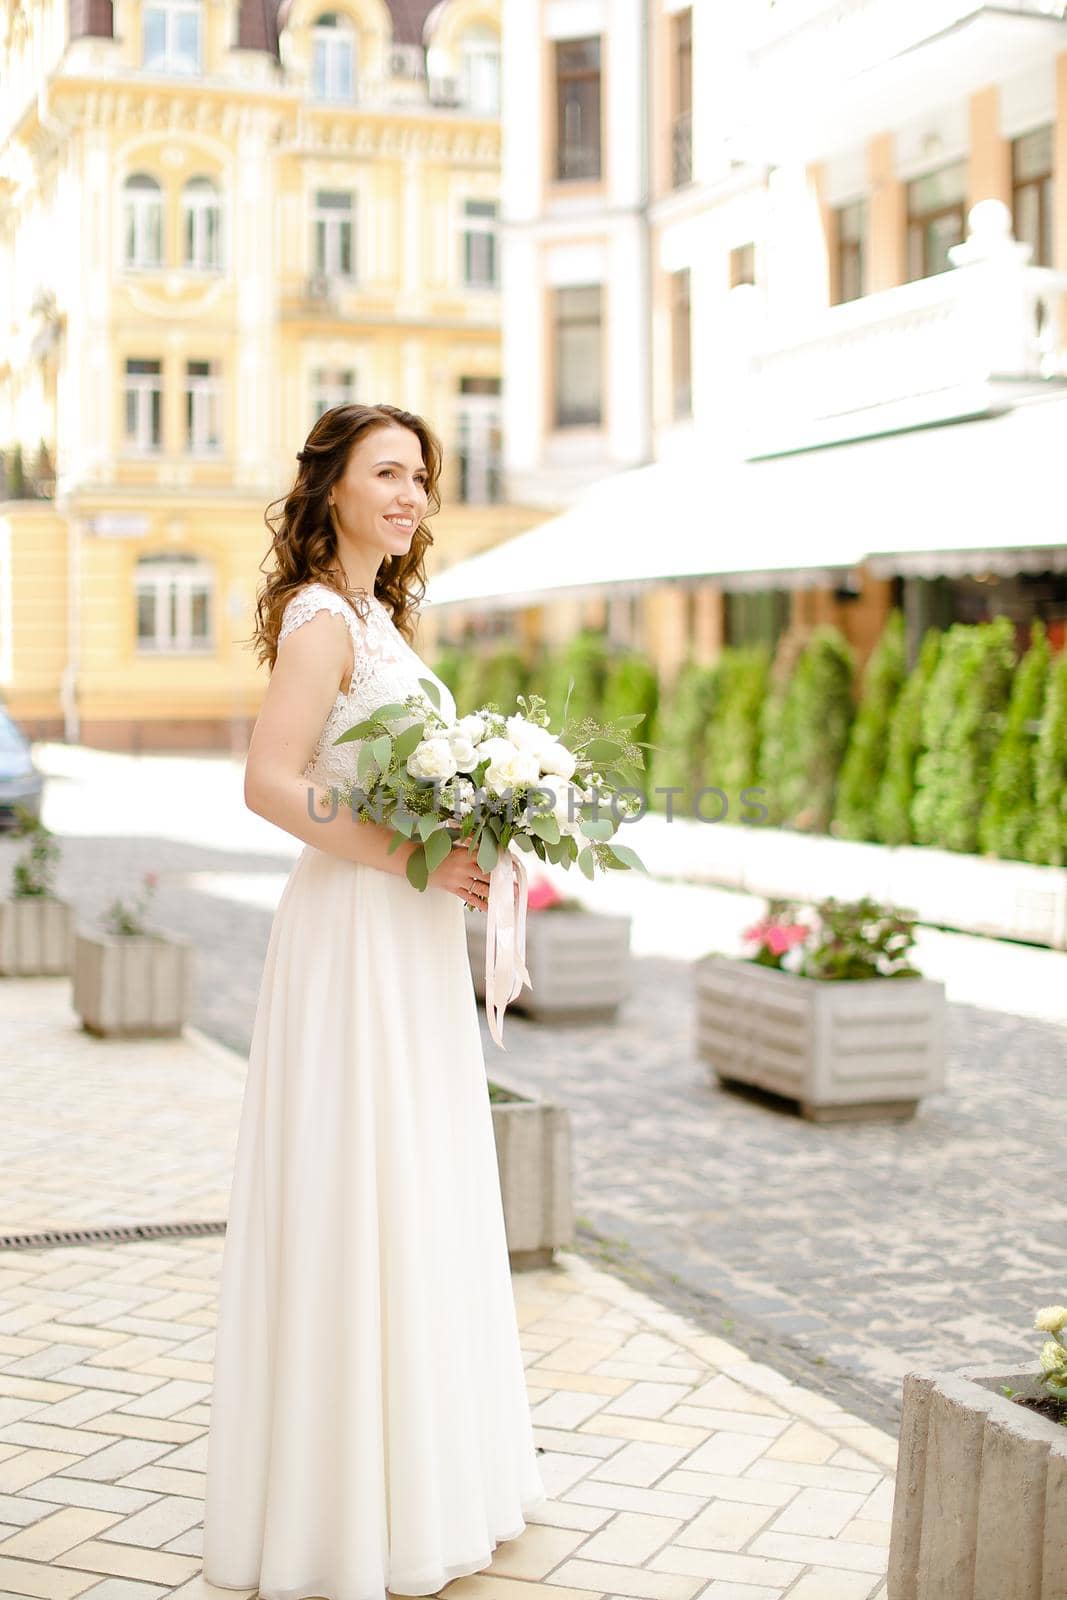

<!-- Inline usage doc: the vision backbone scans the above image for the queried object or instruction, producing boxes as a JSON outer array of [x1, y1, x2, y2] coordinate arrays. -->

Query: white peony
[[472, 736, 518, 768], [538, 739, 577, 780], [454, 714, 487, 745], [447, 734, 479, 773], [546, 783, 586, 837], [485, 749, 541, 795], [1035, 1306, 1067, 1335], [406, 737, 458, 782], [506, 714, 552, 756]]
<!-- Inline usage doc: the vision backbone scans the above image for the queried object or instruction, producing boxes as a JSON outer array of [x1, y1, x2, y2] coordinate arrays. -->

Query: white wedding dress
[[202, 582, 547, 1600]]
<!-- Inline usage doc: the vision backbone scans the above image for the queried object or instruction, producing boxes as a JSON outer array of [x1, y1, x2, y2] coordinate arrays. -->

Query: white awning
[[425, 394, 1067, 611]]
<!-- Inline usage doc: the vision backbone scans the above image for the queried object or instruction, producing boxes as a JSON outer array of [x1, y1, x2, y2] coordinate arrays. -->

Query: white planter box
[[489, 1067, 574, 1270], [889, 1365, 1067, 1599], [0, 896, 75, 975], [73, 930, 195, 1038], [467, 907, 632, 1022], [694, 952, 946, 1121]]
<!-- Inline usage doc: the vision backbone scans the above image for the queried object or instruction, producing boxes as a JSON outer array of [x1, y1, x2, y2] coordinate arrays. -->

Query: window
[[143, 0, 201, 73], [460, 199, 498, 288], [725, 589, 790, 650], [185, 361, 221, 452], [312, 190, 355, 279], [553, 284, 602, 428], [123, 174, 163, 269], [135, 553, 213, 653], [311, 12, 356, 102], [671, 8, 692, 188], [730, 243, 756, 287], [907, 161, 967, 281], [311, 367, 356, 425], [834, 199, 867, 304], [1013, 126, 1054, 267], [555, 37, 601, 182], [460, 26, 500, 114], [182, 177, 221, 271], [456, 376, 502, 503], [124, 359, 162, 452], [671, 267, 692, 421]]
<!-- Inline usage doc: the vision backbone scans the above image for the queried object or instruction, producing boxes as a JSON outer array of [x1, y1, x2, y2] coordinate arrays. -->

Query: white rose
[[406, 737, 458, 782], [448, 734, 479, 772], [506, 715, 552, 756], [473, 736, 518, 768], [485, 750, 541, 795], [455, 714, 486, 745], [538, 739, 577, 780]]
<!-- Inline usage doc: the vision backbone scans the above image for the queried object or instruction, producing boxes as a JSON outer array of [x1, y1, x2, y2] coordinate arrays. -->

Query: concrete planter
[[73, 929, 195, 1037], [488, 1067, 574, 1270], [0, 896, 75, 975], [466, 907, 632, 1022], [889, 1366, 1067, 1599], [695, 953, 946, 1121]]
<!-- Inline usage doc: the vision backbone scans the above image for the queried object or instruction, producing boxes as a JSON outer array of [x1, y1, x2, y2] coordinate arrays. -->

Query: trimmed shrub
[[646, 660, 722, 815], [978, 619, 1051, 861], [429, 645, 463, 697], [1028, 647, 1067, 867], [769, 626, 855, 833], [704, 646, 770, 817], [601, 651, 659, 737], [911, 617, 1015, 853], [873, 628, 942, 846], [832, 610, 906, 841], [535, 630, 610, 727]]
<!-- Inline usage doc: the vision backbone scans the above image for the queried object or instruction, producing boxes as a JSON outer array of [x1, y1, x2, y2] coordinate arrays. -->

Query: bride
[[201, 402, 548, 1600]]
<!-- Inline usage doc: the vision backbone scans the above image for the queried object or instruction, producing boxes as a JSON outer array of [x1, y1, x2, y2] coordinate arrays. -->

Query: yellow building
[[0, 0, 533, 748]]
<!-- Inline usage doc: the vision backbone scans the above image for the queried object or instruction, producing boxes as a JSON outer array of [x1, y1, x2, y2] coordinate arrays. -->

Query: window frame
[[310, 366, 357, 426], [312, 189, 356, 280], [181, 177, 222, 272], [460, 198, 499, 289], [906, 161, 968, 281], [134, 556, 214, 655], [184, 360, 222, 454], [670, 7, 693, 190], [670, 266, 692, 422], [311, 11, 357, 103], [1012, 125, 1054, 268], [123, 174, 164, 270], [123, 359, 163, 454], [460, 27, 500, 114], [455, 376, 503, 504], [554, 36, 602, 184], [142, 0, 202, 75], [833, 199, 868, 305], [552, 283, 603, 430]]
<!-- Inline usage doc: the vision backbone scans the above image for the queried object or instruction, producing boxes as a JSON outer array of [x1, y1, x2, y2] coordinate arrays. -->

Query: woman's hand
[[427, 834, 491, 910]]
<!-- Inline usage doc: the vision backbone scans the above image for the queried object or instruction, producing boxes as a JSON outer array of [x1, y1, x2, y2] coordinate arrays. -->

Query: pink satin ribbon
[[484, 845, 531, 1049]]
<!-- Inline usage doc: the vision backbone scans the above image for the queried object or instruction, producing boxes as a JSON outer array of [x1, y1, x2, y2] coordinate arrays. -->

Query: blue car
[[0, 709, 44, 828]]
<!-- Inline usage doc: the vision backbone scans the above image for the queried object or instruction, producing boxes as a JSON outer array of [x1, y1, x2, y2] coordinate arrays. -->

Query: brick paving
[[5, 825, 1064, 1440]]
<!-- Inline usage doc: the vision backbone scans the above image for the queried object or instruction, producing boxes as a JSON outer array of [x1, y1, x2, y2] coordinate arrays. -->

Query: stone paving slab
[[0, 1236, 894, 1600]]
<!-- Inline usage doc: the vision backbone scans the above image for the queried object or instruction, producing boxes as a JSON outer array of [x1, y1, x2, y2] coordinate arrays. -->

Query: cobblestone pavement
[[12, 825, 1066, 1440], [0, 984, 896, 1600]]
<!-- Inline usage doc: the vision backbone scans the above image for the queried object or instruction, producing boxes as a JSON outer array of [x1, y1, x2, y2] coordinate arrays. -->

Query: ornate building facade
[[0, 0, 530, 747]]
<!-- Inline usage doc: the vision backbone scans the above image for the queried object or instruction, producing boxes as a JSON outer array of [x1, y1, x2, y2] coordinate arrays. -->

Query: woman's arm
[[244, 609, 491, 906]]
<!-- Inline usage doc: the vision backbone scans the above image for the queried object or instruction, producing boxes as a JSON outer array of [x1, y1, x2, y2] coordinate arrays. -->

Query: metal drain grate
[[0, 1218, 227, 1253]]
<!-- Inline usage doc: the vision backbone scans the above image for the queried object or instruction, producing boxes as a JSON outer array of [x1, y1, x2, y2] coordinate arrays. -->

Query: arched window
[[311, 12, 356, 102], [143, 0, 201, 73], [123, 174, 163, 269], [134, 552, 214, 653], [460, 25, 499, 114], [182, 176, 221, 270]]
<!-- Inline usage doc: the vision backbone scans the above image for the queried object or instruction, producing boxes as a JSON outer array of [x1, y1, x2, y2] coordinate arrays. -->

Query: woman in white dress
[[202, 403, 547, 1600]]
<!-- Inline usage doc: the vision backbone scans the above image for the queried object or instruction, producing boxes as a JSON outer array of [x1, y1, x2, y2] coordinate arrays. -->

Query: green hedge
[[1029, 646, 1067, 866], [832, 610, 906, 841], [978, 620, 1050, 861], [704, 646, 770, 814], [763, 626, 855, 832], [646, 660, 722, 813], [873, 628, 942, 847]]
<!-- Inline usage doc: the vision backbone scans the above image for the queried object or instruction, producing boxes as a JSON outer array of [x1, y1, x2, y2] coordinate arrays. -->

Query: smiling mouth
[[383, 515, 414, 530]]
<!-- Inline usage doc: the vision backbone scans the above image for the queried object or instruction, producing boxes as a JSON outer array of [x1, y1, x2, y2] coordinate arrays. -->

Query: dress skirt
[[202, 843, 548, 1600]]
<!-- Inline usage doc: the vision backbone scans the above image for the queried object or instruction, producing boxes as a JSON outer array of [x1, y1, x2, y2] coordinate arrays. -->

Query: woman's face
[[329, 423, 430, 561]]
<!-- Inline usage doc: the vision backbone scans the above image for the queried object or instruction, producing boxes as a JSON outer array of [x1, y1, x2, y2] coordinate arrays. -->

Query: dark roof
[[385, 0, 439, 45]]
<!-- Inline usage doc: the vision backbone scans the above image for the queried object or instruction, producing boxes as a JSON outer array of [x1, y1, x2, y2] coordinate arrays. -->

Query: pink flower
[[765, 923, 809, 956], [144, 871, 159, 889], [527, 876, 564, 911]]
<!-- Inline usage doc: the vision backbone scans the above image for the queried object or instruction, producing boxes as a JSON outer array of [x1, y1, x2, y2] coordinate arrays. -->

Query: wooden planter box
[[0, 896, 75, 975], [467, 907, 632, 1023], [694, 953, 946, 1121], [889, 1366, 1067, 1598], [489, 1067, 574, 1270], [73, 929, 195, 1038]]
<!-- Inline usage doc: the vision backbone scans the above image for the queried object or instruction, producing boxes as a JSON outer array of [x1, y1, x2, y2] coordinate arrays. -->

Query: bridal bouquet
[[332, 680, 648, 1045]]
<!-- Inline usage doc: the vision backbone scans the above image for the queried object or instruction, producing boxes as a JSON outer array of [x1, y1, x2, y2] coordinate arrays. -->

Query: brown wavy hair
[[252, 402, 442, 669]]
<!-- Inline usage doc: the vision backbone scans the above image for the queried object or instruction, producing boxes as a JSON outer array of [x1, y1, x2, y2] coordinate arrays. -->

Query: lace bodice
[[278, 582, 457, 790]]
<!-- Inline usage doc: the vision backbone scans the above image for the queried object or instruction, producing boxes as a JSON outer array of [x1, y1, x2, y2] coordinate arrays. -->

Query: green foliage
[[10, 806, 59, 898], [703, 646, 770, 806], [832, 610, 906, 841], [601, 651, 659, 744], [535, 630, 610, 726], [911, 618, 1016, 853], [7, 444, 25, 500], [873, 628, 942, 846], [768, 626, 855, 833], [645, 660, 722, 814], [453, 644, 527, 719], [1028, 647, 1067, 866], [798, 895, 921, 981], [429, 645, 463, 696], [978, 620, 1051, 861], [101, 872, 158, 937]]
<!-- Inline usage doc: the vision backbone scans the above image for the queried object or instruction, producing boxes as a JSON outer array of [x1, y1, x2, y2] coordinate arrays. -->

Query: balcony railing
[[741, 202, 1067, 458]]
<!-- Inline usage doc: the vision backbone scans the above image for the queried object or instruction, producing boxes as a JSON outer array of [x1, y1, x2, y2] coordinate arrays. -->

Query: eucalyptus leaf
[[417, 814, 440, 841], [529, 815, 561, 844], [334, 718, 379, 744], [394, 723, 425, 761], [371, 735, 393, 772], [357, 743, 378, 787], [372, 703, 409, 723], [391, 809, 416, 838], [386, 829, 409, 856], [418, 676, 441, 710], [584, 738, 624, 760], [423, 827, 453, 874], [405, 845, 429, 891], [477, 830, 499, 873], [512, 832, 535, 851], [579, 817, 616, 841], [577, 846, 596, 881], [607, 843, 647, 872]]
